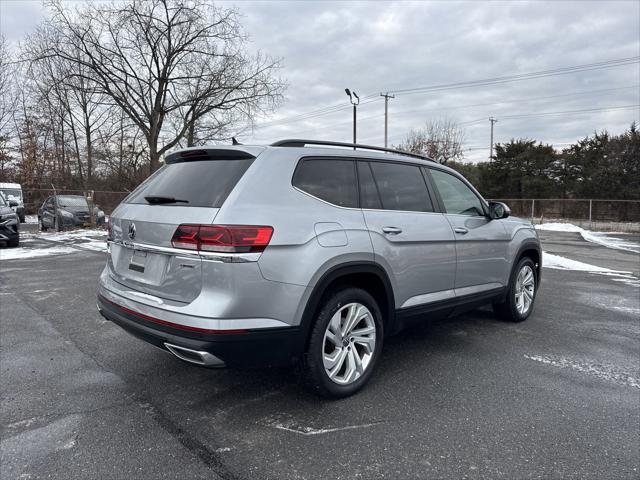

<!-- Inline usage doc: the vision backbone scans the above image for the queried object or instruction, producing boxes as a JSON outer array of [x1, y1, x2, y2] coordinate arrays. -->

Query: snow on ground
[[536, 222, 640, 254], [543, 251, 639, 287], [1, 228, 108, 260], [0, 244, 77, 260], [25, 215, 38, 224]]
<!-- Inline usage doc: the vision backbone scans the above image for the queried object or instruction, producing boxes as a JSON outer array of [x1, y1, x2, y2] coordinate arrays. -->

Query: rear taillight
[[171, 225, 273, 253]]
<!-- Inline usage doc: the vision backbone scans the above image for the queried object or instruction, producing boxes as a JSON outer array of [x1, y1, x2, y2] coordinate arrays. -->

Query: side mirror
[[489, 201, 510, 220], [9, 200, 18, 207]]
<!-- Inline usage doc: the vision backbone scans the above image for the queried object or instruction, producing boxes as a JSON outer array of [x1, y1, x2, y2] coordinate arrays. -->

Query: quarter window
[[430, 169, 485, 216], [357, 161, 382, 209], [369, 162, 433, 212], [293, 159, 358, 208]]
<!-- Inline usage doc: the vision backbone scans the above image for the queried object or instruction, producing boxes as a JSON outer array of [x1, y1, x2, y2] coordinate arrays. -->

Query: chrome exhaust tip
[[164, 342, 225, 367]]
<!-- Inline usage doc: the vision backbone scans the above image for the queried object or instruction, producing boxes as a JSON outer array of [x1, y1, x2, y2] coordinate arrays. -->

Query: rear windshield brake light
[[171, 225, 273, 253]]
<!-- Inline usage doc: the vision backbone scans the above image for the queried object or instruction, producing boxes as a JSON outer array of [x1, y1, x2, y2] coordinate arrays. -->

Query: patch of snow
[[581, 231, 640, 254], [542, 252, 630, 274], [543, 251, 639, 287], [38, 229, 107, 242], [524, 354, 640, 389], [536, 222, 640, 253], [0, 245, 77, 260], [24, 214, 38, 224], [535, 222, 584, 233], [611, 305, 640, 315]]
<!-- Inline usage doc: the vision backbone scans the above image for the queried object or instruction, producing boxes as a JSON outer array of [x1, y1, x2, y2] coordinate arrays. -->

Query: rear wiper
[[144, 196, 189, 205]]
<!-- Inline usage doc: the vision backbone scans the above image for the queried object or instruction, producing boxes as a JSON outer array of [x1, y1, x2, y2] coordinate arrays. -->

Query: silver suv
[[97, 140, 541, 398]]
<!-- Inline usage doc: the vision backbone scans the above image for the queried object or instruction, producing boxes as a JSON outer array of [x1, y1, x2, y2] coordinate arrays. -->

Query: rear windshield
[[127, 159, 253, 207], [1, 189, 22, 200], [57, 196, 89, 208]]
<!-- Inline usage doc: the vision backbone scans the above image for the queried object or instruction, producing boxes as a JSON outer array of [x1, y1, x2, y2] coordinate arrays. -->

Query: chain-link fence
[[493, 199, 640, 232], [20, 190, 640, 232]]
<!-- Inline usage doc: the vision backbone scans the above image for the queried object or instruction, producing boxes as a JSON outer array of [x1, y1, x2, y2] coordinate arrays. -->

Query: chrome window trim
[[292, 185, 445, 216]]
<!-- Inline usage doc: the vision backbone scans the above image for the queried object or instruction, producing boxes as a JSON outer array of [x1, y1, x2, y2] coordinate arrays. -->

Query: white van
[[0, 183, 25, 222]]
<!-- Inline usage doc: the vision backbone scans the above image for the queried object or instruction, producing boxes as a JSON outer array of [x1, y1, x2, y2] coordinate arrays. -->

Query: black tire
[[19, 214, 25, 223], [39, 217, 48, 232], [493, 257, 537, 322], [302, 287, 384, 398], [7, 237, 19, 248]]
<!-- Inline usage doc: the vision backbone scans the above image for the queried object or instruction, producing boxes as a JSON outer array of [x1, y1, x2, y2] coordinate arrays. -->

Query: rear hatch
[[108, 149, 256, 303]]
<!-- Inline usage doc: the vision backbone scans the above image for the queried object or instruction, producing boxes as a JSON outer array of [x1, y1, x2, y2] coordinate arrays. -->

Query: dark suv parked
[[0, 193, 20, 247], [38, 195, 106, 231]]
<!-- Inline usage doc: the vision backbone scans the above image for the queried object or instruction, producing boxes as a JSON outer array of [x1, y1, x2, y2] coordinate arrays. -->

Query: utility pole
[[345, 88, 360, 148], [489, 117, 498, 161], [380, 92, 395, 148]]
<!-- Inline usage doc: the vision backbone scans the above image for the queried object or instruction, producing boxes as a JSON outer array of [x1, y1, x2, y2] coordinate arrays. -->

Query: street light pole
[[345, 88, 360, 149]]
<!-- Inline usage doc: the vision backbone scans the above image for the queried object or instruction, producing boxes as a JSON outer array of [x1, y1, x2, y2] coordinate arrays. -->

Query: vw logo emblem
[[128, 223, 136, 240]]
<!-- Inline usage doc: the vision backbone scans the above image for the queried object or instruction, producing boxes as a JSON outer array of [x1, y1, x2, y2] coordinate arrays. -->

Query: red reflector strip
[[98, 295, 248, 335]]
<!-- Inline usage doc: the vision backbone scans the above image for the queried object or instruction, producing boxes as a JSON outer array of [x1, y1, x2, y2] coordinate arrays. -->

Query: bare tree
[[397, 118, 466, 164], [0, 35, 15, 177], [45, 0, 285, 172]]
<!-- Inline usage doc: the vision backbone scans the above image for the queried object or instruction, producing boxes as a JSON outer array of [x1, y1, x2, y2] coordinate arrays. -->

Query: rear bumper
[[97, 294, 303, 368]]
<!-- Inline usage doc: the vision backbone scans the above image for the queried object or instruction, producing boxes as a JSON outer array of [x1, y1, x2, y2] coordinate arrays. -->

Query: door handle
[[382, 226, 403, 235], [454, 227, 469, 234]]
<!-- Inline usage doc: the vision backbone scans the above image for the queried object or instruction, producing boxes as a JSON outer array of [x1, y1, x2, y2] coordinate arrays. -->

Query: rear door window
[[292, 158, 357, 208], [369, 162, 434, 212], [127, 159, 253, 207]]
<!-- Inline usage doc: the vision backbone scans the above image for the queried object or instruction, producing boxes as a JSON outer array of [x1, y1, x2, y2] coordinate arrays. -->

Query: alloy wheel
[[515, 265, 535, 315], [322, 302, 376, 385]]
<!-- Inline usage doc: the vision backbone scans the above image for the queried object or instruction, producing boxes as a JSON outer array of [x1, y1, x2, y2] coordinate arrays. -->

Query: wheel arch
[[515, 241, 542, 282], [298, 262, 396, 351]]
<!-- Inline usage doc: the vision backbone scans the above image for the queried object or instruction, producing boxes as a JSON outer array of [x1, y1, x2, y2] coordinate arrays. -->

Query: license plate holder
[[128, 249, 147, 273]]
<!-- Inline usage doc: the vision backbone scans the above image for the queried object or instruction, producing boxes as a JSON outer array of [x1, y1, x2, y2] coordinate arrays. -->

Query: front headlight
[[60, 209, 74, 218], [0, 214, 17, 225]]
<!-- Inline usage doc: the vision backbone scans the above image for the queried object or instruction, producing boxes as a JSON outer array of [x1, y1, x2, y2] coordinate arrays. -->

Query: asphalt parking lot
[[1, 230, 639, 479]]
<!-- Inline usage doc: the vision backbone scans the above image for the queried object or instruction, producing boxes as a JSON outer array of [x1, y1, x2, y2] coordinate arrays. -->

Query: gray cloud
[[2, 0, 638, 161], [231, 0, 639, 161]]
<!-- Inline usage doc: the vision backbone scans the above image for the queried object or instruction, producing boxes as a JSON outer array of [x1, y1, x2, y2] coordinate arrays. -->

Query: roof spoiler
[[164, 148, 256, 164]]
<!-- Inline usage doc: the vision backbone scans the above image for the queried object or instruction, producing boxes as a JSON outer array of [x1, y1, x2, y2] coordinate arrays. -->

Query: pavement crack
[[135, 400, 242, 480]]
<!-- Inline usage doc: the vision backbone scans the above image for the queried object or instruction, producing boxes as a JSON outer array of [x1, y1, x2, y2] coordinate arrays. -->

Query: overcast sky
[[1, 0, 638, 162]]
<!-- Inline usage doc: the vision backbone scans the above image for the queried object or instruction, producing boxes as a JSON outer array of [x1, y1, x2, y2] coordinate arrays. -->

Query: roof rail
[[270, 139, 435, 162]]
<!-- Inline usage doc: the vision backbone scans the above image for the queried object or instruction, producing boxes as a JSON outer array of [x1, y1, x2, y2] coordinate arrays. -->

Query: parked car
[[38, 195, 106, 231], [0, 192, 20, 247], [0, 182, 25, 223], [97, 140, 541, 398]]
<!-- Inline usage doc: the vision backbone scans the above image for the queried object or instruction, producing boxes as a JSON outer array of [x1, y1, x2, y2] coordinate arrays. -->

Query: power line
[[250, 56, 639, 130], [358, 104, 639, 145], [380, 85, 640, 120], [387, 56, 639, 96], [249, 85, 638, 142]]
